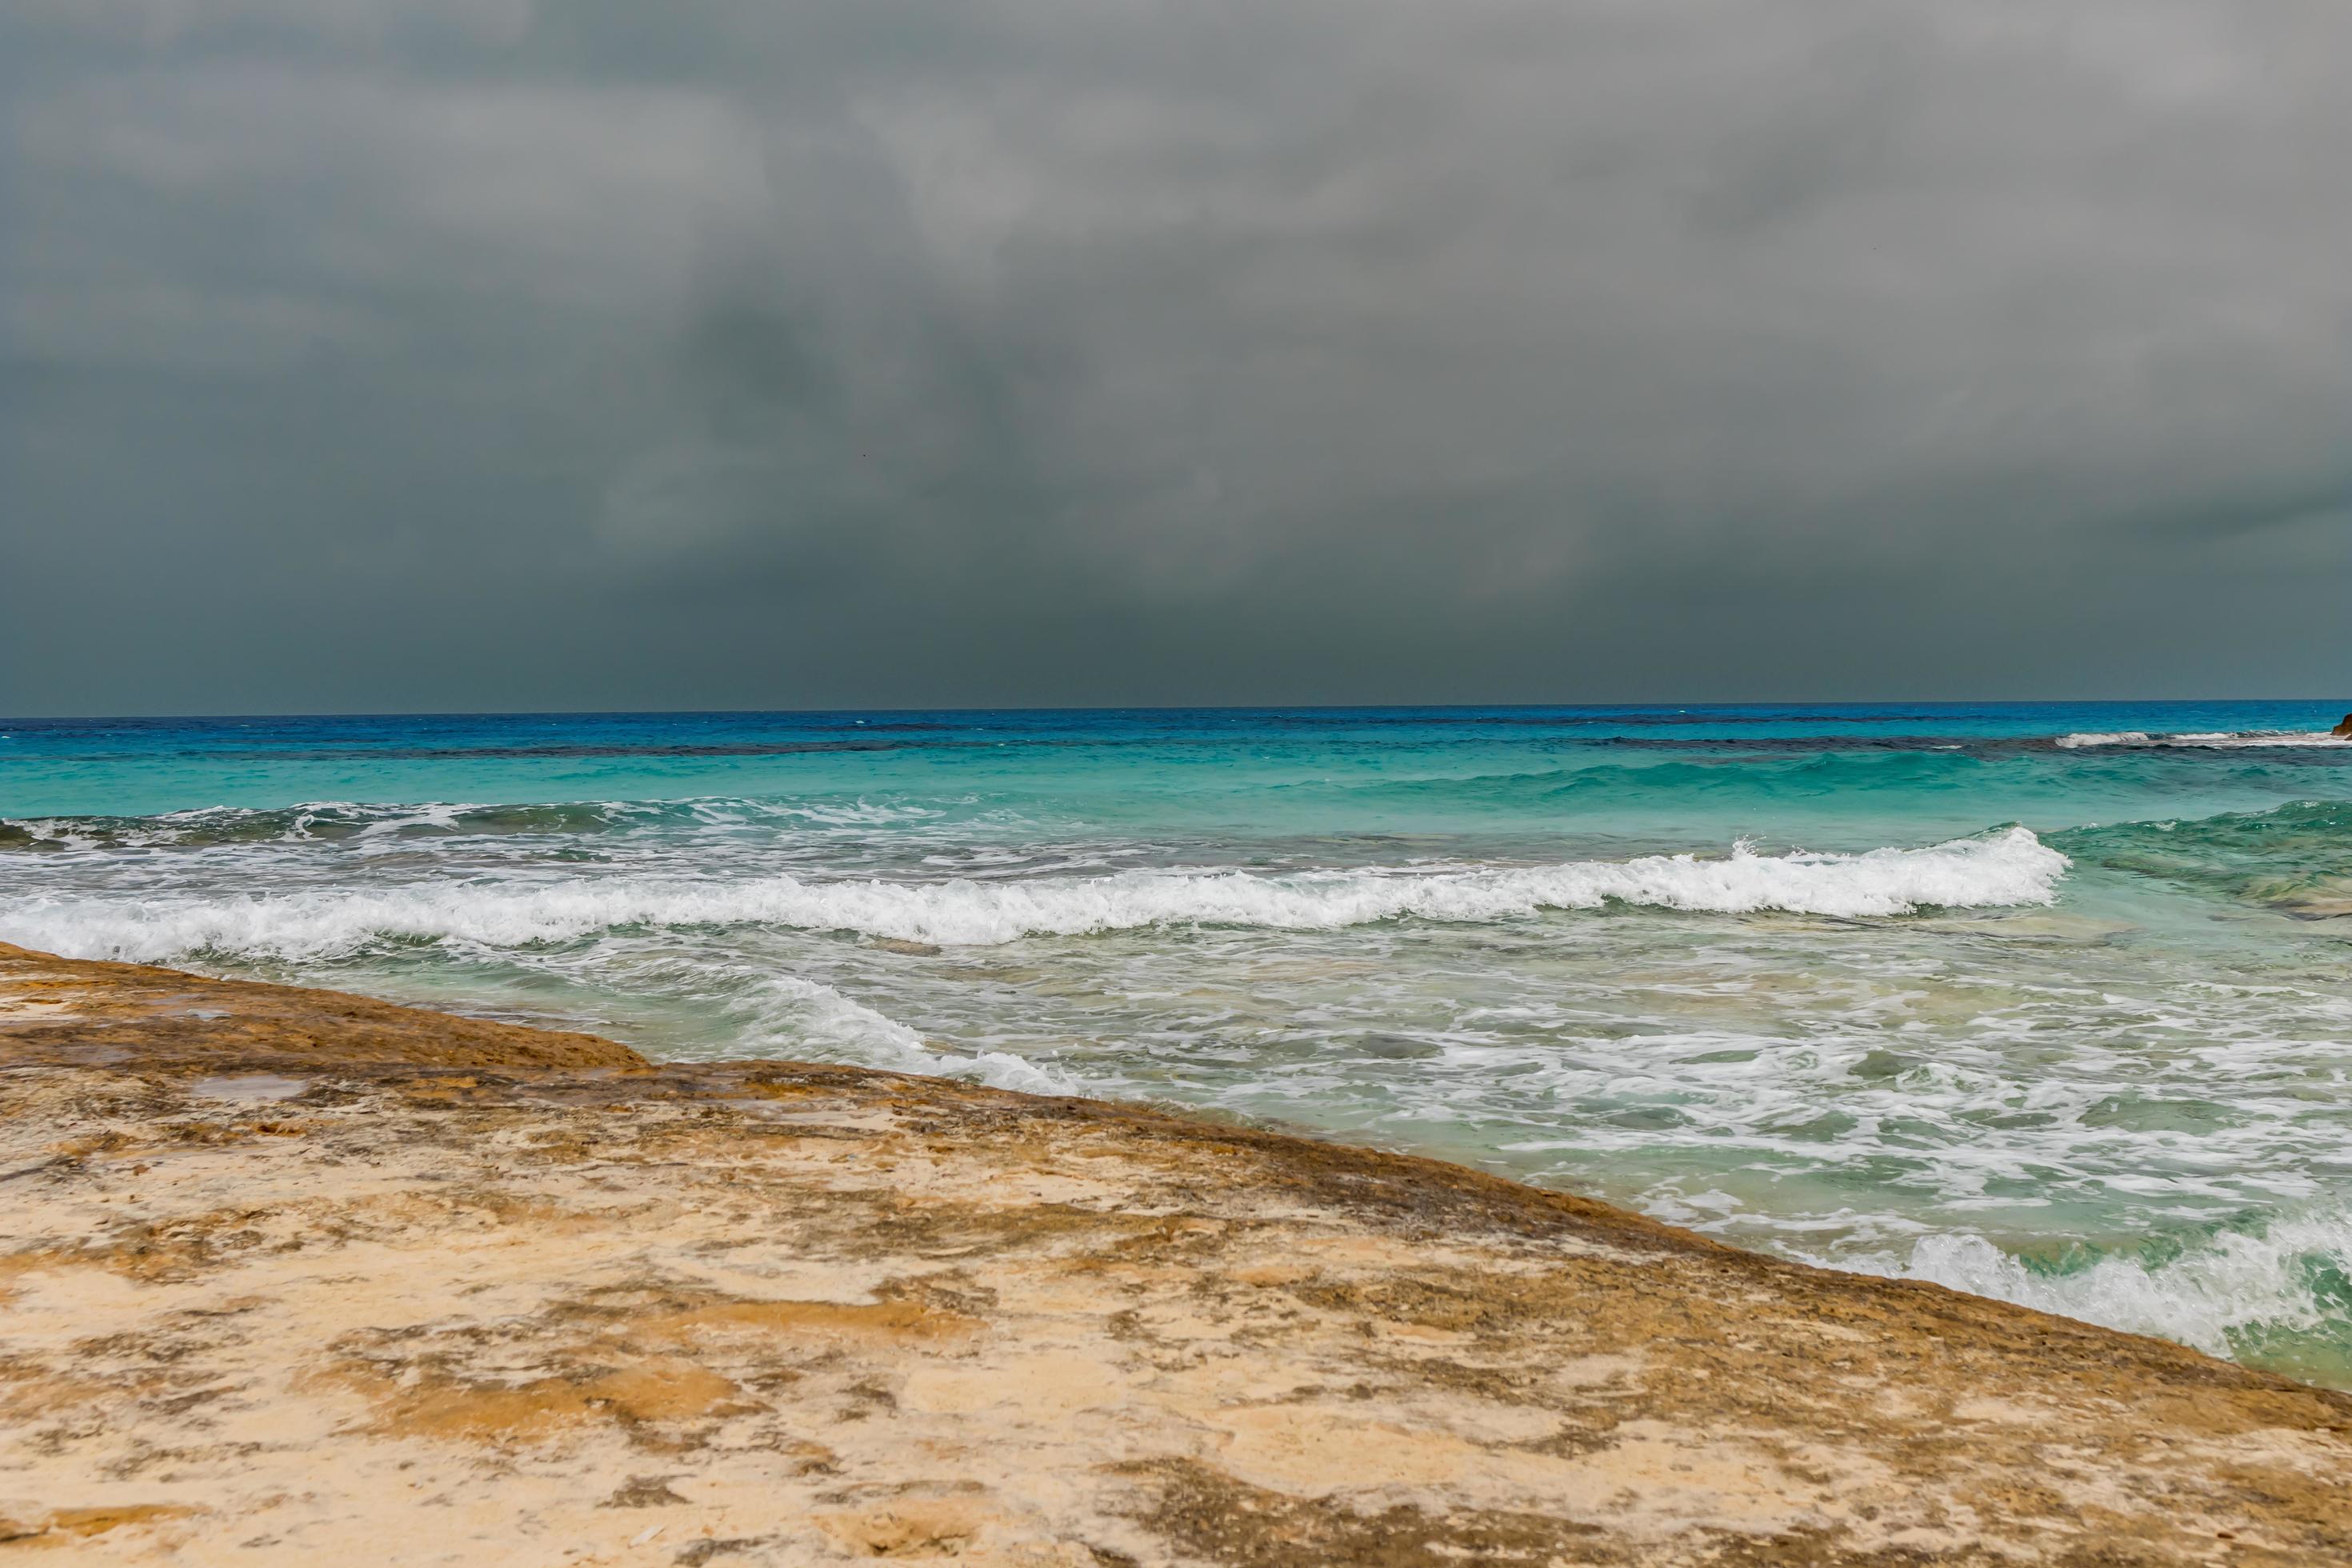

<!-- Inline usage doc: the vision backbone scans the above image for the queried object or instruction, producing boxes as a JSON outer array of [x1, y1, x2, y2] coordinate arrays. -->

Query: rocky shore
[[3, 941, 2349, 1564]]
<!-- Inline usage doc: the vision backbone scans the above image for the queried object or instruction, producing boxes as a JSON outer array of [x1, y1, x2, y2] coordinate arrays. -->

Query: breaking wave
[[1863, 1214, 2352, 1375], [742, 975, 1077, 1096], [1, 827, 2068, 961], [0, 795, 951, 852], [2057, 730, 2349, 750]]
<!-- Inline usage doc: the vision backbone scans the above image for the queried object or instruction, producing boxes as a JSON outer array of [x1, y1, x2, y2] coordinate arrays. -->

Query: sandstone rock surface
[[2, 941, 2349, 1564]]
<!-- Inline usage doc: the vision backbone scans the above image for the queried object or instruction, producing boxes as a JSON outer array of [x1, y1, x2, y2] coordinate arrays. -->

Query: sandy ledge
[[2, 941, 2348, 1566]]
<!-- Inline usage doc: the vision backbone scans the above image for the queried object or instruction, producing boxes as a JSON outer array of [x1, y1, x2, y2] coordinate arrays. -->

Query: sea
[[5, 702, 2350, 1385]]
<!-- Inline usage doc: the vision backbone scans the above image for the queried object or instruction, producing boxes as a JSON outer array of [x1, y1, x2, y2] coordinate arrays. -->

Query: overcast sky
[[2, 0, 2347, 714]]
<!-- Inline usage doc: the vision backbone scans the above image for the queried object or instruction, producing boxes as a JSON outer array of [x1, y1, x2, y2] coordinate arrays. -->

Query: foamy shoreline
[[3, 940, 2349, 1563]]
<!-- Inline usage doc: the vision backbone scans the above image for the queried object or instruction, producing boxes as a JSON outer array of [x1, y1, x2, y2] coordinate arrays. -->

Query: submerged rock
[[2, 941, 2349, 1563]]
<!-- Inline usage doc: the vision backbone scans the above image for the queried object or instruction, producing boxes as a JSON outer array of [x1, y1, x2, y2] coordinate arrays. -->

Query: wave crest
[[2058, 730, 2349, 750], [0, 795, 953, 852], [739, 976, 1076, 1096], [0, 828, 2068, 961]]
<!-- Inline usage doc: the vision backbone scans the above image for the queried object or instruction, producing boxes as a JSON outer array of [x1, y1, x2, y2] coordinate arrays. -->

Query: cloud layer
[[4, 0, 2348, 712]]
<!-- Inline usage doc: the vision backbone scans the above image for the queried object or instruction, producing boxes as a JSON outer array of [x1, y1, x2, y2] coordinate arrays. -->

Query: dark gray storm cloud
[[3, 0, 2348, 712]]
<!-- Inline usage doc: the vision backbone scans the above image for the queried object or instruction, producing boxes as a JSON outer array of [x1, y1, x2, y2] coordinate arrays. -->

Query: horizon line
[[6, 697, 2350, 727]]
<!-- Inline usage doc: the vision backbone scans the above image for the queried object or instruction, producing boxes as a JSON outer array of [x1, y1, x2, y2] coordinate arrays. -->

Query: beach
[[6, 705, 2352, 1384], [5, 939, 2351, 1562], [12, 0, 2350, 1553]]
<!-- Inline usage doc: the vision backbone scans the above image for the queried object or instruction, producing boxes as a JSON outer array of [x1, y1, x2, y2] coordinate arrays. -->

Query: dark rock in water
[[2332, 713, 2352, 738]]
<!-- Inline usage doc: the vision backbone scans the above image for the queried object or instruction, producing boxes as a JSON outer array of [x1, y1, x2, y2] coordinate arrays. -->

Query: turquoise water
[[6, 702, 2352, 1383]]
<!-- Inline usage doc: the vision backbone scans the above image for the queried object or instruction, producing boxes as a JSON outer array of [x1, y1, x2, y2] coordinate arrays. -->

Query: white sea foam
[[0, 828, 2069, 961], [2054, 731, 2155, 749], [1866, 1214, 2352, 1362], [747, 976, 1075, 1095], [2057, 730, 2348, 750]]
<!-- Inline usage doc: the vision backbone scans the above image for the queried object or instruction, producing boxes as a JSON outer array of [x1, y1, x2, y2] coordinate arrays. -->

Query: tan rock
[[2, 942, 2348, 1563]]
